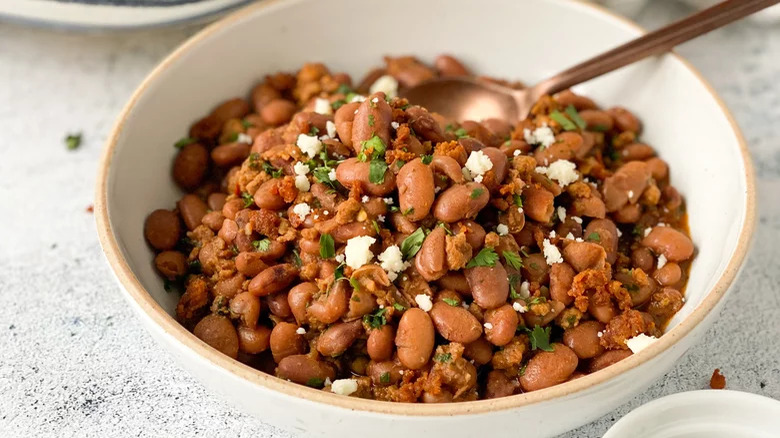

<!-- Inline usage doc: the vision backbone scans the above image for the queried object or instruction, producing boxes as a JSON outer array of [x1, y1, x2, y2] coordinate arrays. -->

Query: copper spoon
[[402, 0, 780, 122]]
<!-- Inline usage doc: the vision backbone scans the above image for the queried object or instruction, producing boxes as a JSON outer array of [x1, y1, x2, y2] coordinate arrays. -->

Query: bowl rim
[[94, 0, 756, 417]]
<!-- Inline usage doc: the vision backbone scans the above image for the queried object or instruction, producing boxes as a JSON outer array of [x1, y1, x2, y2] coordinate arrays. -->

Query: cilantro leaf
[[241, 192, 254, 208], [369, 159, 388, 184], [393, 303, 406, 312], [502, 251, 523, 270], [65, 133, 83, 150], [421, 154, 433, 165], [454, 128, 469, 138], [513, 194, 524, 208], [529, 325, 554, 352], [363, 308, 388, 329], [252, 238, 271, 252], [466, 247, 499, 268], [470, 188, 484, 199], [380, 372, 391, 384], [549, 110, 578, 131], [319, 233, 335, 259], [434, 353, 452, 363], [173, 136, 194, 149], [442, 298, 459, 307], [587, 232, 601, 242], [358, 135, 386, 162], [400, 228, 426, 259], [306, 377, 325, 388]]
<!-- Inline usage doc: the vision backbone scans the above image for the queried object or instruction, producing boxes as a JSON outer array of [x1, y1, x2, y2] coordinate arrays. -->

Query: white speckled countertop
[[1, 2, 778, 437]]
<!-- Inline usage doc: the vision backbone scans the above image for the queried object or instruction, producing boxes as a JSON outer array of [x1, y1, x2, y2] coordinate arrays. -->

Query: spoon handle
[[535, 0, 780, 96]]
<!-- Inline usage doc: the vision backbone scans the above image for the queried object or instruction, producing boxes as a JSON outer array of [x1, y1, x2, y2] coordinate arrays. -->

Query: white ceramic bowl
[[95, 0, 756, 436], [605, 390, 780, 437]]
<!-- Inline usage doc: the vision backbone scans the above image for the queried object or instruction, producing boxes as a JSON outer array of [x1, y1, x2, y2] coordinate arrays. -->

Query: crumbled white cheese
[[626, 333, 658, 354], [518, 207, 524, 214], [657, 254, 667, 269], [617, 229, 623, 238], [535, 159, 579, 187], [335, 253, 345, 264], [324, 377, 332, 386], [519, 281, 531, 298], [319, 135, 331, 141], [331, 379, 358, 396], [293, 161, 310, 176], [597, 331, 603, 338], [292, 203, 311, 220], [296, 134, 323, 158], [314, 97, 333, 115], [371, 97, 379, 103], [294, 175, 310, 192], [474, 174, 484, 183], [344, 236, 376, 270], [296, 327, 306, 335], [644, 227, 652, 237], [377, 214, 385, 223], [512, 302, 527, 313], [236, 133, 253, 144], [542, 239, 563, 265], [572, 216, 583, 224], [523, 125, 556, 148], [391, 121, 400, 130], [326, 120, 337, 138], [496, 224, 509, 236], [323, 210, 330, 216], [328, 168, 337, 181], [513, 149, 522, 157], [483, 322, 494, 330], [369, 75, 399, 99], [565, 232, 575, 240], [350, 95, 366, 103], [434, 186, 442, 193], [361, 195, 370, 203], [549, 230, 557, 238], [557, 206, 566, 223], [465, 150, 494, 179], [575, 237, 584, 242], [627, 190, 634, 199], [378, 245, 409, 281], [415, 294, 433, 312], [383, 197, 394, 205]]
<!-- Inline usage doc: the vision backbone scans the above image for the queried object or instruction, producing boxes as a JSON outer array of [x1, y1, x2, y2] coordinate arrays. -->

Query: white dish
[[1, 0, 251, 30], [605, 390, 780, 437], [94, 0, 756, 436]]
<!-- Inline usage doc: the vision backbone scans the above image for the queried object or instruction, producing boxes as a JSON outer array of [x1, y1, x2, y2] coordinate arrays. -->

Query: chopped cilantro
[[442, 298, 459, 307], [336, 83, 353, 95], [466, 247, 499, 268], [241, 192, 254, 208], [380, 372, 391, 384], [372, 220, 381, 235], [248, 152, 261, 170], [625, 283, 640, 292], [402, 207, 415, 216], [434, 353, 452, 363], [437, 222, 453, 235], [241, 119, 253, 128], [333, 263, 346, 282], [368, 159, 388, 184], [502, 251, 523, 270], [421, 154, 433, 165], [173, 136, 194, 149], [358, 135, 386, 161], [513, 194, 524, 208], [309, 126, 320, 136], [291, 249, 302, 267], [306, 377, 325, 388], [400, 228, 426, 259], [252, 238, 271, 252], [368, 114, 375, 127], [261, 161, 283, 178], [509, 284, 520, 300], [319, 233, 335, 259], [363, 308, 388, 329], [454, 128, 469, 138], [393, 303, 406, 312], [349, 277, 361, 291], [587, 232, 601, 242], [529, 325, 554, 352], [591, 124, 609, 132], [470, 188, 484, 199], [188, 259, 202, 274]]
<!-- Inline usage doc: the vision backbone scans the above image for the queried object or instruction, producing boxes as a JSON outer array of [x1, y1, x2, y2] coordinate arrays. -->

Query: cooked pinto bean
[[615, 270, 658, 307], [385, 55, 435, 88], [433, 182, 490, 223], [429, 155, 464, 183], [436, 272, 471, 296], [607, 107, 641, 133], [415, 226, 447, 281], [269, 322, 306, 362], [602, 161, 651, 212], [632, 247, 655, 272], [585, 218, 619, 265], [486, 370, 518, 399], [554, 90, 597, 110], [484, 305, 518, 346], [193, 314, 239, 359], [578, 109, 613, 132], [261, 99, 297, 126], [248, 264, 298, 296], [334, 102, 360, 148], [466, 261, 509, 309], [481, 147, 508, 189], [654, 262, 682, 286], [563, 321, 605, 359], [237, 325, 272, 354], [234, 252, 267, 277], [562, 241, 607, 272], [201, 211, 224, 231], [335, 157, 396, 196], [621, 143, 655, 161], [154, 251, 187, 279], [253, 179, 287, 210], [434, 54, 470, 76], [307, 281, 350, 324], [521, 253, 550, 284], [406, 106, 446, 143], [549, 262, 575, 306], [519, 344, 578, 392], [266, 291, 293, 318], [351, 92, 392, 151], [641, 226, 694, 262], [523, 300, 564, 327], [288, 282, 317, 325], [317, 320, 363, 357], [396, 308, 435, 369], [535, 137, 575, 166], [214, 274, 245, 299], [397, 158, 435, 221], [523, 186, 555, 223], [230, 292, 261, 327], [177, 194, 208, 231], [211, 142, 251, 167], [588, 350, 632, 373], [429, 301, 482, 343], [173, 143, 209, 190], [277, 355, 336, 385], [367, 325, 395, 361], [144, 209, 181, 250], [646, 157, 669, 181], [648, 287, 684, 321], [464, 337, 494, 366]]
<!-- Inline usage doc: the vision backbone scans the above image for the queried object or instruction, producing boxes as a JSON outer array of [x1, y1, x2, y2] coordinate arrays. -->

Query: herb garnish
[[241, 192, 254, 208], [173, 136, 194, 149], [564, 105, 587, 130], [529, 325, 554, 352], [434, 353, 452, 363], [466, 247, 499, 268], [470, 188, 484, 199], [400, 228, 425, 259], [549, 110, 578, 131], [363, 308, 388, 329], [319, 233, 335, 259], [502, 251, 524, 270], [252, 238, 271, 252], [587, 232, 601, 242], [369, 159, 388, 184], [442, 298, 459, 307]]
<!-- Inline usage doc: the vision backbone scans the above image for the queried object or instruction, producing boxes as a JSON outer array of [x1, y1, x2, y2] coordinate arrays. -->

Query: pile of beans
[[144, 54, 693, 402]]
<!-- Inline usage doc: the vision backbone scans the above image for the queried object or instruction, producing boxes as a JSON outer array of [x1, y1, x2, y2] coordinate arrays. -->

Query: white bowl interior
[[106, 0, 748, 344]]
